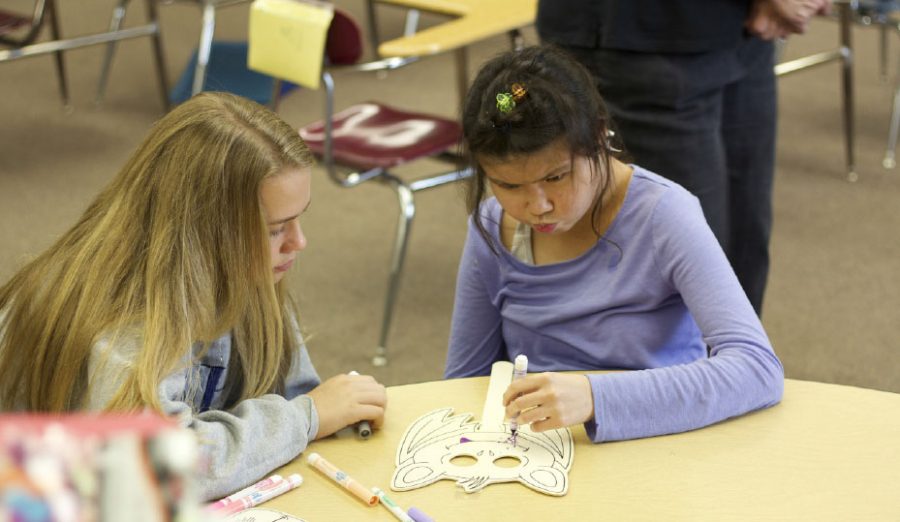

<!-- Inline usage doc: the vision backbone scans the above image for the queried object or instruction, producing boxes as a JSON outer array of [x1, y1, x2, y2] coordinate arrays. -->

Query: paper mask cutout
[[391, 361, 573, 496]]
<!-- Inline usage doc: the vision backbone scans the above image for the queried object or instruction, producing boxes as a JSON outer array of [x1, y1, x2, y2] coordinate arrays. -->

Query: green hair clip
[[496, 83, 526, 114], [496, 92, 516, 114]]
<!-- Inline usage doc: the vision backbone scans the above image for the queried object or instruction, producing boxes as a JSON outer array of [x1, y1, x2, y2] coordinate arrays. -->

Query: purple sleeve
[[584, 188, 783, 442], [445, 218, 505, 378]]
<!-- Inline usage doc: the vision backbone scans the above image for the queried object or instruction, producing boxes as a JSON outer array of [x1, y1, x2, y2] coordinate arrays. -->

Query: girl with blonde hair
[[0, 92, 386, 500]]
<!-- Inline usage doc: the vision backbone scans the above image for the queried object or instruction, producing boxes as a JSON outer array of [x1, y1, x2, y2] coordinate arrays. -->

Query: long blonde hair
[[0, 92, 314, 413]]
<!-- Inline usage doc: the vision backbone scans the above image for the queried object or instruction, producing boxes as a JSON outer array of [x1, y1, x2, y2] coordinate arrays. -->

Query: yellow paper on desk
[[248, 0, 333, 89]]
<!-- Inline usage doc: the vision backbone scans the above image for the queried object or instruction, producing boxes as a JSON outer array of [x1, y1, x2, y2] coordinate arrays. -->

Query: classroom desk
[[265, 376, 900, 521], [374, 0, 537, 109]]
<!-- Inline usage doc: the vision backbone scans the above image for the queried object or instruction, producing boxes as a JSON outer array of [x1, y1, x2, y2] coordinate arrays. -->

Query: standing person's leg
[[565, 47, 740, 252], [722, 37, 777, 315]]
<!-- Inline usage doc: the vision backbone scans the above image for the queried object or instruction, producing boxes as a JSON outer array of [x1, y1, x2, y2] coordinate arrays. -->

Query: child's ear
[[391, 463, 445, 491], [518, 465, 568, 496]]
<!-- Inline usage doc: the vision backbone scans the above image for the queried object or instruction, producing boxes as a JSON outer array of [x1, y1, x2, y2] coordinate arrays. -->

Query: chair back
[[326, 8, 363, 65]]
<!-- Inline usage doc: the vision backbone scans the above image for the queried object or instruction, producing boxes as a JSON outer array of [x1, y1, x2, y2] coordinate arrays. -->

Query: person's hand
[[746, 0, 795, 39], [769, 0, 832, 33], [747, 0, 831, 39], [502, 373, 594, 432], [307, 373, 386, 439]]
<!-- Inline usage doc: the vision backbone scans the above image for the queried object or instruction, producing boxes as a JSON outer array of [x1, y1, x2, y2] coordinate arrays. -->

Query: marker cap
[[408, 506, 435, 522], [514, 354, 528, 372]]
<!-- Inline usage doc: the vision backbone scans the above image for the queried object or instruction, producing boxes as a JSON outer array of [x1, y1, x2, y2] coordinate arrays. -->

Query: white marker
[[509, 354, 528, 445], [372, 487, 414, 522]]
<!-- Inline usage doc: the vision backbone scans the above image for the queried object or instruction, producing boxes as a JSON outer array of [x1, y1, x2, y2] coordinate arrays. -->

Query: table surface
[[376, 0, 537, 57], [264, 377, 900, 521]]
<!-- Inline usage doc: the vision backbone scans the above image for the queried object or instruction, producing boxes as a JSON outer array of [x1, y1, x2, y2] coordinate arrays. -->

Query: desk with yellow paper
[[248, 0, 333, 89]]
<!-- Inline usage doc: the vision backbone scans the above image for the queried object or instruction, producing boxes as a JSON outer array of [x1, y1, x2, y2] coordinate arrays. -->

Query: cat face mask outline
[[391, 408, 573, 495]]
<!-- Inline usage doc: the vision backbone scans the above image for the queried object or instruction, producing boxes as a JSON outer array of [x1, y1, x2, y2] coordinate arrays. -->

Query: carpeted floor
[[1, 1, 897, 392]]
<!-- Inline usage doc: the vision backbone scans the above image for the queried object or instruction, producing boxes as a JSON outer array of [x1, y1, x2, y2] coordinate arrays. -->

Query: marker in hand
[[508, 354, 528, 446], [348, 371, 373, 439]]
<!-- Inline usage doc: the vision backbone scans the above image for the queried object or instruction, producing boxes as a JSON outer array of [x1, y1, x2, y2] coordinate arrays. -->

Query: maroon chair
[[0, 0, 68, 105], [296, 9, 470, 366]]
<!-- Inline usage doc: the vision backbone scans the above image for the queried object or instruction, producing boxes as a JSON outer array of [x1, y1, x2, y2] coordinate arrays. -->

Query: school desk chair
[[824, 0, 900, 171], [776, 1, 857, 181], [776, 0, 900, 180], [853, 0, 900, 169], [289, 9, 470, 366], [95, 0, 250, 106], [1, 0, 169, 110], [0, 0, 68, 105]]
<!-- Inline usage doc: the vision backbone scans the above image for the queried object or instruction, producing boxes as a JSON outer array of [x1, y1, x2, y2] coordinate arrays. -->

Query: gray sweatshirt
[[86, 329, 321, 501]]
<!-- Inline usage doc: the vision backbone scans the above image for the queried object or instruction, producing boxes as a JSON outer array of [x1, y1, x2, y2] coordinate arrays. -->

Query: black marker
[[348, 371, 373, 439]]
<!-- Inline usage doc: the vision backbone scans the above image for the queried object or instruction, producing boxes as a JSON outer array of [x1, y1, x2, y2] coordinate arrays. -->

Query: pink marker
[[205, 474, 284, 512], [212, 474, 303, 516]]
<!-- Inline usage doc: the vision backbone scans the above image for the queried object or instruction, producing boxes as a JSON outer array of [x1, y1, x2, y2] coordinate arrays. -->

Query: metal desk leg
[[96, 0, 129, 104], [839, 2, 857, 182], [509, 28, 524, 51], [455, 47, 468, 112], [883, 86, 900, 167], [366, 0, 381, 59], [372, 176, 415, 367], [96, 0, 169, 110], [191, 1, 216, 95], [45, 0, 69, 107], [146, 0, 169, 110]]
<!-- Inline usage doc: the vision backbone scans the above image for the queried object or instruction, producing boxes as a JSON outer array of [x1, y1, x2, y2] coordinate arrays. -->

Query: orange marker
[[307, 452, 378, 506]]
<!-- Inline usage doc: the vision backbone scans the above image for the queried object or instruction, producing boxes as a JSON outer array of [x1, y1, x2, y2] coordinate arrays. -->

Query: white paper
[[392, 361, 574, 495], [223, 507, 306, 522]]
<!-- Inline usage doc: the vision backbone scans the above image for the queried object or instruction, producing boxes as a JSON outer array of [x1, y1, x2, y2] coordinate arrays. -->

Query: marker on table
[[348, 371, 373, 439], [407, 506, 436, 522], [205, 474, 284, 512], [209, 473, 303, 516], [372, 487, 414, 522], [307, 452, 378, 506], [509, 354, 529, 446]]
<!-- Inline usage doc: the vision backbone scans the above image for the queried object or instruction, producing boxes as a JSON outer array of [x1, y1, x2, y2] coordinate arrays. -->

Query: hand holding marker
[[348, 370, 373, 439], [509, 354, 529, 446]]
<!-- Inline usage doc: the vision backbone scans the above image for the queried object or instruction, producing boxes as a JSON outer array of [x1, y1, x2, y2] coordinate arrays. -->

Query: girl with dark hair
[[445, 46, 783, 442]]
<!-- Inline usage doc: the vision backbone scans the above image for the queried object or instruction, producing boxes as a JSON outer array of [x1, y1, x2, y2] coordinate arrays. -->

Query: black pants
[[563, 38, 776, 315]]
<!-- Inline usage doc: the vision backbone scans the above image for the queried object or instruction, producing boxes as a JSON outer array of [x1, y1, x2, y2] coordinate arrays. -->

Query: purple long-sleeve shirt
[[445, 166, 783, 442]]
